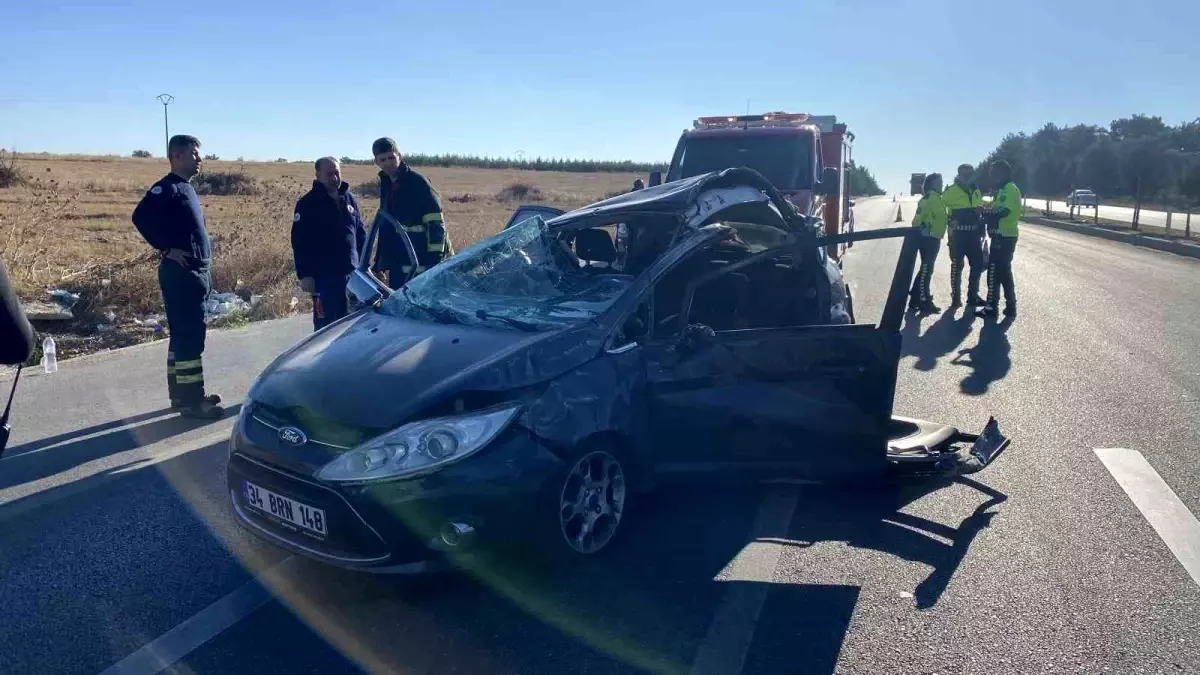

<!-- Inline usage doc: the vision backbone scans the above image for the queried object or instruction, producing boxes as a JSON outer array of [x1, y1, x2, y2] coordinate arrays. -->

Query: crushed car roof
[[548, 167, 795, 227]]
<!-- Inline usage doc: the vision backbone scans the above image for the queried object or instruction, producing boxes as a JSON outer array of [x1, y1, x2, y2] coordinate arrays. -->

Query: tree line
[[973, 114, 1200, 211], [846, 160, 885, 196], [339, 153, 669, 174], [340, 152, 889, 199]]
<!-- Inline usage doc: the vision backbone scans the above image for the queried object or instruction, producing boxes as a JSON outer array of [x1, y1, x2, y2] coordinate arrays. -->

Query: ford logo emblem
[[278, 426, 307, 447]]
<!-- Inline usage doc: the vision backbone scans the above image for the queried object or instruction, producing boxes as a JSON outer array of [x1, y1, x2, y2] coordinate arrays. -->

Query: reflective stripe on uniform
[[403, 224, 426, 233], [422, 212, 443, 224], [175, 358, 202, 370], [427, 239, 445, 253], [176, 373, 204, 384]]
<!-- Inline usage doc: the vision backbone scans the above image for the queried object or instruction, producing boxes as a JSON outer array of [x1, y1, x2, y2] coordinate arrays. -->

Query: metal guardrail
[[985, 195, 1194, 238]]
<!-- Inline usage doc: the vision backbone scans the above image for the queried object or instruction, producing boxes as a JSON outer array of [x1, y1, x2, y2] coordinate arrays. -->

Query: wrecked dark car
[[225, 168, 1008, 573]]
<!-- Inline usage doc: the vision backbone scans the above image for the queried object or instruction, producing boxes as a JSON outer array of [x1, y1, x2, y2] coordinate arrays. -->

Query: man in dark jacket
[[370, 137, 451, 287], [131, 134, 223, 419], [291, 157, 367, 330]]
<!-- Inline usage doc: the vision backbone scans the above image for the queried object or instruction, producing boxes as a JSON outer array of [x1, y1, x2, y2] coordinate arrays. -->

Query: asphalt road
[[1, 196, 1198, 674]]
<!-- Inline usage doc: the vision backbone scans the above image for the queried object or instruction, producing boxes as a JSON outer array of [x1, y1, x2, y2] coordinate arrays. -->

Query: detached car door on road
[[638, 234, 898, 483]]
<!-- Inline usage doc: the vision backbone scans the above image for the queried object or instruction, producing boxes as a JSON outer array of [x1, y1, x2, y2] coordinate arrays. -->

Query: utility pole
[[156, 94, 174, 155]]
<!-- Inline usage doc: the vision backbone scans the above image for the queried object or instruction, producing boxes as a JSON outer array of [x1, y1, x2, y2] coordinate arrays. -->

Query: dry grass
[[0, 153, 641, 361]]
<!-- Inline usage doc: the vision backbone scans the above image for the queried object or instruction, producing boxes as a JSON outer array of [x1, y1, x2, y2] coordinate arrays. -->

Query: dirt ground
[[0, 153, 642, 362]]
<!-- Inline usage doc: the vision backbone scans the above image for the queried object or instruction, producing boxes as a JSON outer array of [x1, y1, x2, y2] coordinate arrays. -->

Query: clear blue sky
[[2, 0, 1196, 193]]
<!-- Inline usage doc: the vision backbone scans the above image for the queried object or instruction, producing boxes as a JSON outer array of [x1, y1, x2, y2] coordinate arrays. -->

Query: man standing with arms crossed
[[943, 164, 985, 308], [132, 134, 223, 418], [978, 160, 1021, 319], [291, 157, 367, 331], [370, 138, 451, 287]]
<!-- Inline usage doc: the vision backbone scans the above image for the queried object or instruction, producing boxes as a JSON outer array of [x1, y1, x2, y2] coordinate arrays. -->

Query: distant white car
[[1066, 189, 1098, 208]]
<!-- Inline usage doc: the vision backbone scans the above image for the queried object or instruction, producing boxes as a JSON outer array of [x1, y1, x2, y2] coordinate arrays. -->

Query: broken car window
[[380, 215, 634, 332]]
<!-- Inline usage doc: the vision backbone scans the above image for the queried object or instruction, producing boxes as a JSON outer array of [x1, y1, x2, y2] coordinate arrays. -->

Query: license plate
[[243, 481, 328, 538]]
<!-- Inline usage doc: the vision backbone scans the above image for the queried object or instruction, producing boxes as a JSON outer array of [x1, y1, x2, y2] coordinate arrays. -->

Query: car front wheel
[[549, 445, 630, 557]]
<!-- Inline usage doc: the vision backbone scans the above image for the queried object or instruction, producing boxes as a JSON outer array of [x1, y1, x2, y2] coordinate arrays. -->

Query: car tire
[[538, 440, 634, 561]]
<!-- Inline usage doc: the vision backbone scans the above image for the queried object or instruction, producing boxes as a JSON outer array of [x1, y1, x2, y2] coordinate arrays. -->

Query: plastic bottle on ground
[[42, 336, 57, 373]]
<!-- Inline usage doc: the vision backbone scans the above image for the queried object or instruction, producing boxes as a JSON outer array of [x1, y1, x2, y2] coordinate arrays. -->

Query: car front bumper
[[226, 419, 565, 574]]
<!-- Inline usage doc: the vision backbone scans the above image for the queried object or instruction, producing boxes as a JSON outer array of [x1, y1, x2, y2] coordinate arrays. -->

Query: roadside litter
[[205, 292, 252, 321], [25, 288, 80, 322]]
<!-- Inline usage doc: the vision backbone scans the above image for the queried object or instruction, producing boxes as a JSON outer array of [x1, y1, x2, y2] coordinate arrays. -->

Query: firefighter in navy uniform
[[131, 134, 223, 419], [291, 157, 367, 331], [943, 164, 985, 307], [370, 137, 451, 286]]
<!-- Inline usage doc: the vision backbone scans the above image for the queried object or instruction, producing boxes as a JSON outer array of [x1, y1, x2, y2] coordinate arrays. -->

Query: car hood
[[248, 310, 604, 431]]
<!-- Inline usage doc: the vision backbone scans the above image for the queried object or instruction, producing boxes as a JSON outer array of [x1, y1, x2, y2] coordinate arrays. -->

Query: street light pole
[[155, 94, 174, 156]]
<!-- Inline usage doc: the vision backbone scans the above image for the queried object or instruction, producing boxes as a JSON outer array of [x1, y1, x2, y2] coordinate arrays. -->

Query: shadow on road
[[0, 433, 1008, 675], [3, 408, 176, 457], [786, 476, 1007, 610], [262, 478, 1007, 675], [0, 404, 242, 492], [0, 438, 296, 675], [901, 309, 976, 371], [952, 316, 1015, 395]]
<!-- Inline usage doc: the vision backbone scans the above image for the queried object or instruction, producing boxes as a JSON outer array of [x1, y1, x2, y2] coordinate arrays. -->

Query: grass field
[[0, 153, 642, 361]]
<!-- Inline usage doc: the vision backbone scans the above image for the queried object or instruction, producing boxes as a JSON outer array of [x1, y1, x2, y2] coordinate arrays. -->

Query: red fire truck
[[653, 112, 856, 260]]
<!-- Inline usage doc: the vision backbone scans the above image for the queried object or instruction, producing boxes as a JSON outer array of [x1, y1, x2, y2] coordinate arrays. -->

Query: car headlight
[[315, 404, 521, 483]]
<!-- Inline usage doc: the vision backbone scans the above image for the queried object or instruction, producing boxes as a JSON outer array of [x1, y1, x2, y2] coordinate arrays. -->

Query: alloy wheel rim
[[558, 450, 626, 554]]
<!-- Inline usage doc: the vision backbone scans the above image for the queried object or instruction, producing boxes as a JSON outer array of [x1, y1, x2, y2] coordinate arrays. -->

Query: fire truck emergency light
[[693, 112, 812, 129]]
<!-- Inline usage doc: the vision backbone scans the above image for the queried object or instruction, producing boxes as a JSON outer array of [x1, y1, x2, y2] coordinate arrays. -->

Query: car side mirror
[[648, 171, 663, 187], [347, 268, 389, 308], [623, 315, 647, 341], [818, 167, 839, 196]]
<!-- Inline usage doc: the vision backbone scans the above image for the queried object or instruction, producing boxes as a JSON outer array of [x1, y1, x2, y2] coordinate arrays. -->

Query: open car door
[[644, 226, 1008, 484], [504, 205, 564, 231]]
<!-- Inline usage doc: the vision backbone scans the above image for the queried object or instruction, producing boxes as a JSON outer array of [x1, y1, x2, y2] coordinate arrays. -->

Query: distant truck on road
[[910, 173, 925, 196]]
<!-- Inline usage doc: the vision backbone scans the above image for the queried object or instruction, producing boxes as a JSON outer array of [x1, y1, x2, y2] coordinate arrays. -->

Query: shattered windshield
[[380, 216, 634, 332]]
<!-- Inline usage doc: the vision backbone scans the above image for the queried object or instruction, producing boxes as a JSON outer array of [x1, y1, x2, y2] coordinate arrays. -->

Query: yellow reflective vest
[[912, 191, 948, 239], [993, 181, 1022, 238]]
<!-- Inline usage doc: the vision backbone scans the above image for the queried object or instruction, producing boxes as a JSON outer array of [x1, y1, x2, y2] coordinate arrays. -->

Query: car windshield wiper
[[401, 286, 462, 325], [474, 309, 540, 332]]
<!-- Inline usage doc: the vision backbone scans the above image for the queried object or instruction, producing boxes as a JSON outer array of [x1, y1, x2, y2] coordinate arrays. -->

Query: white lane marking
[[1095, 448, 1200, 586], [97, 556, 297, 675], [690, 487, 799, 675]]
